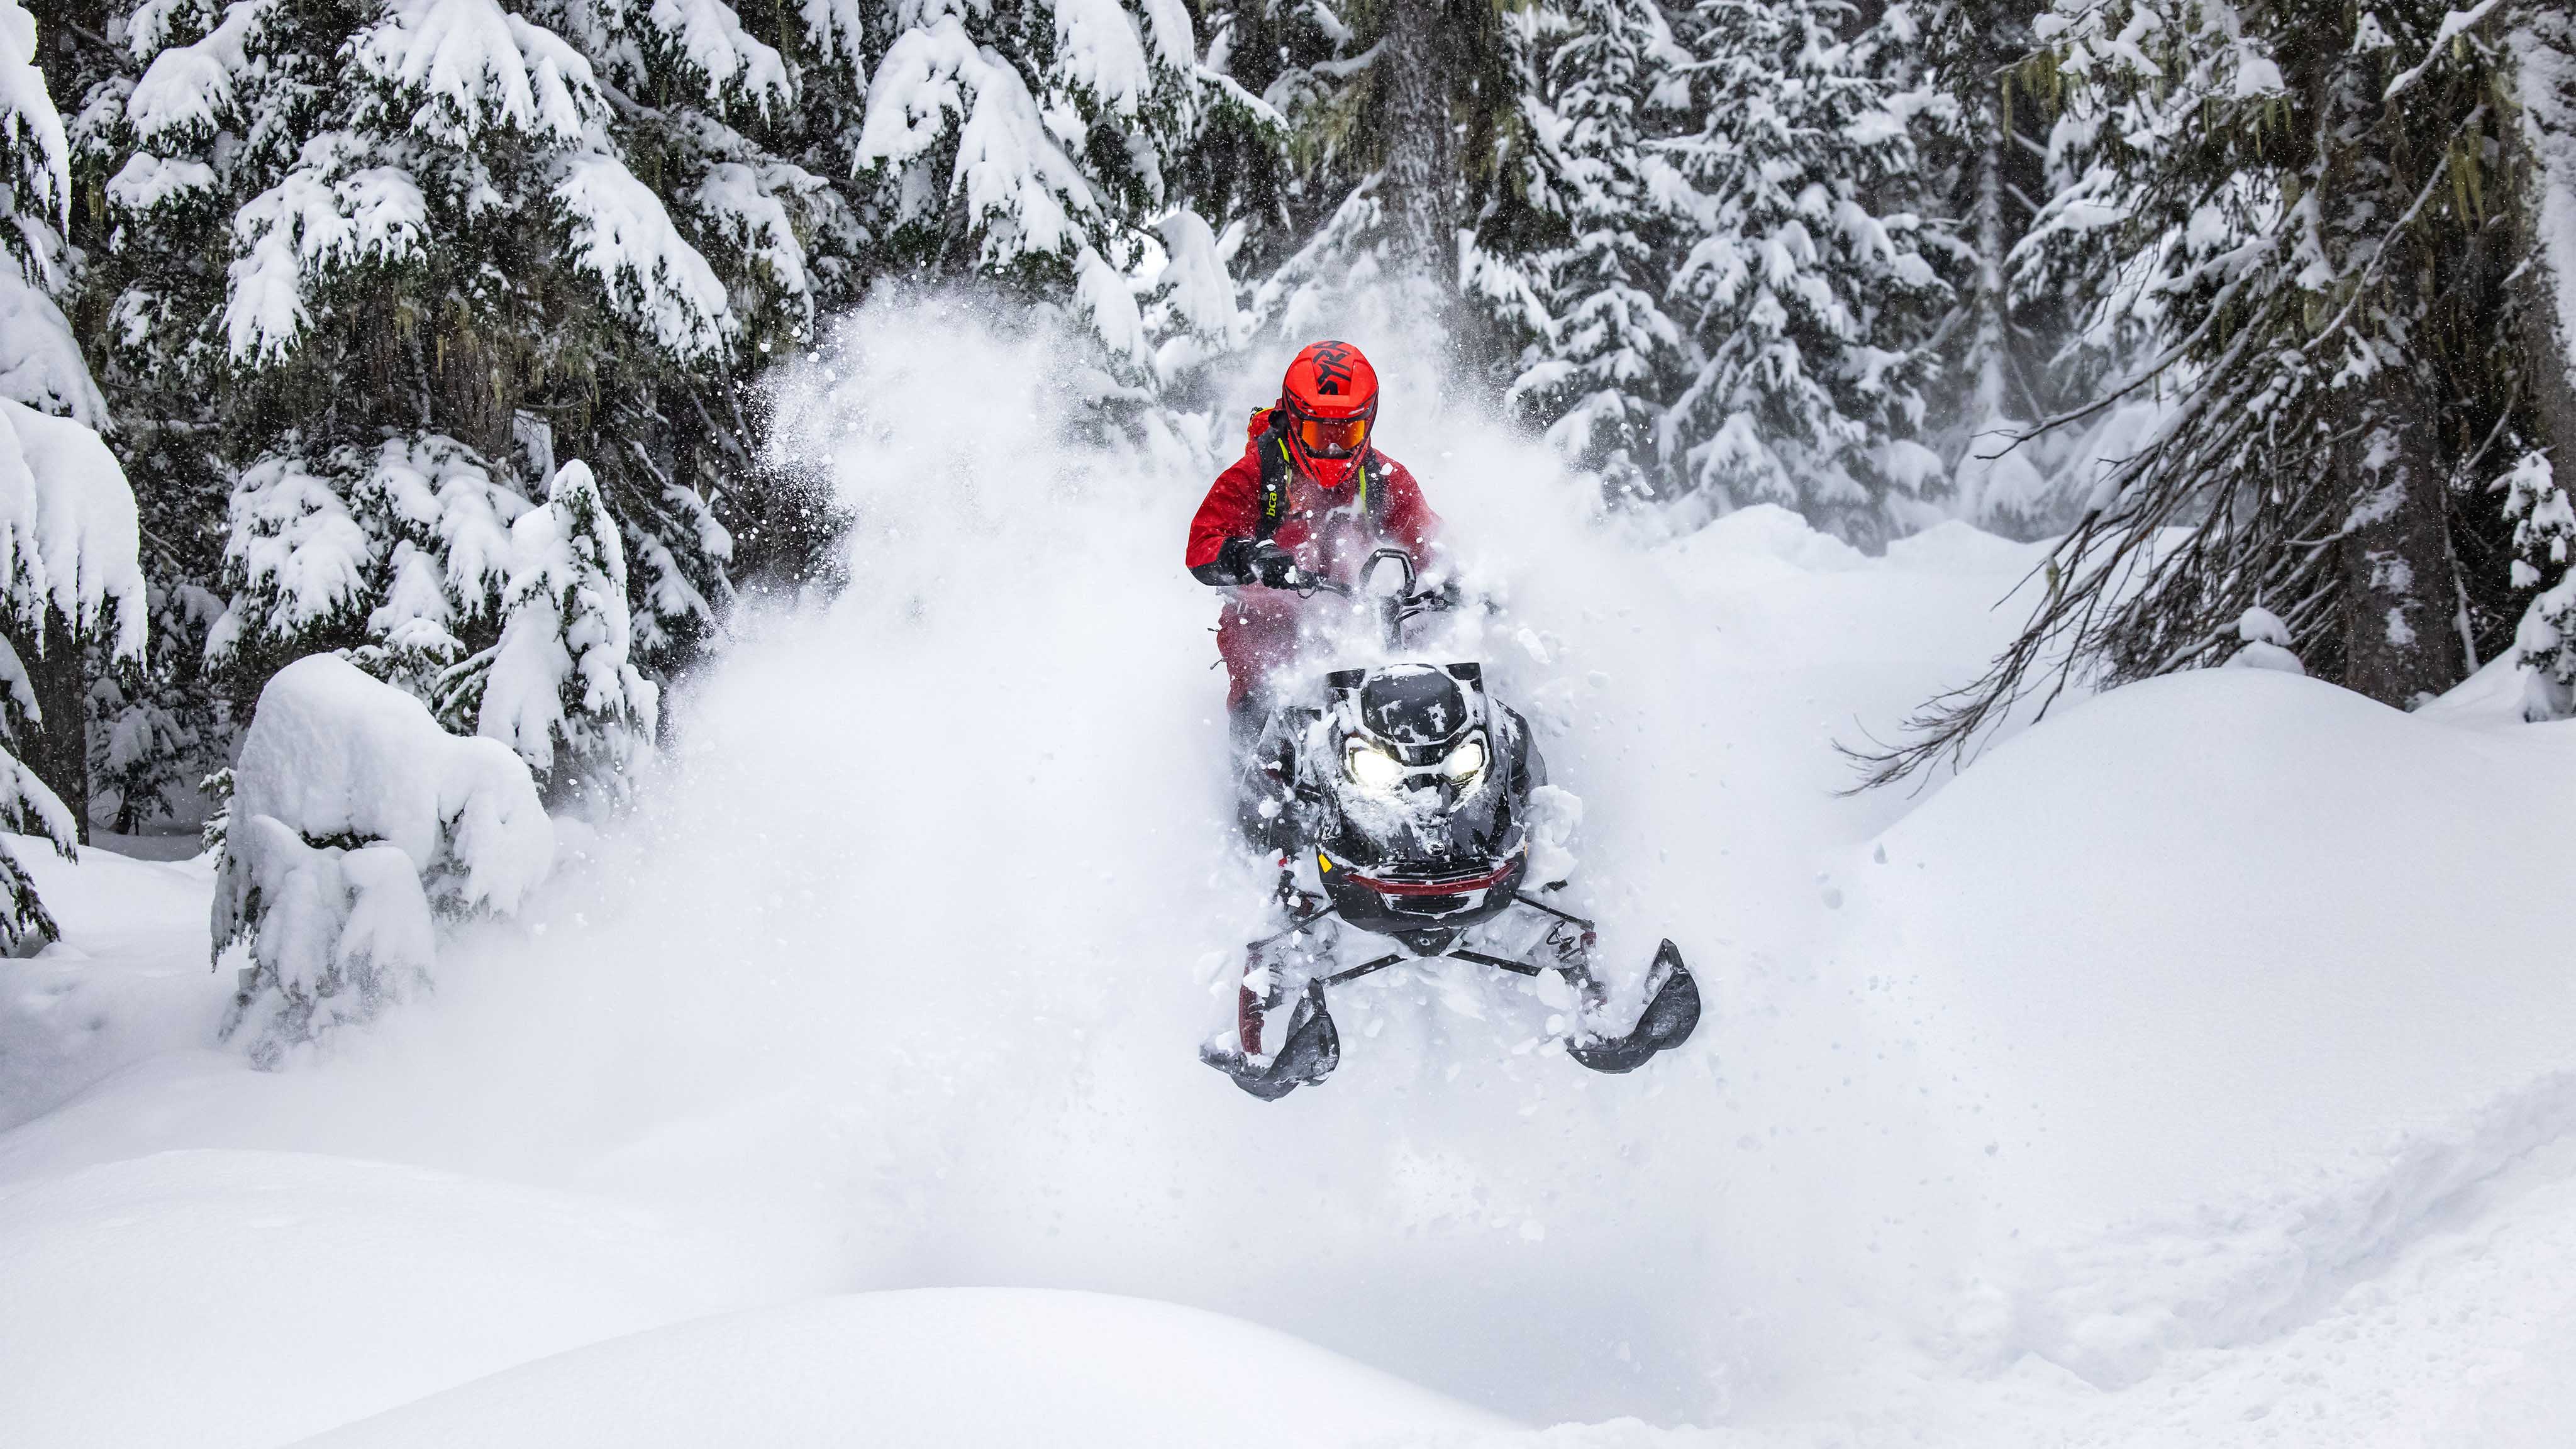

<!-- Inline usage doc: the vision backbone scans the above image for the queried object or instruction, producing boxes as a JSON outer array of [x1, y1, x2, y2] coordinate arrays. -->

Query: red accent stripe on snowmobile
[[1349, 860, 1519, 896]]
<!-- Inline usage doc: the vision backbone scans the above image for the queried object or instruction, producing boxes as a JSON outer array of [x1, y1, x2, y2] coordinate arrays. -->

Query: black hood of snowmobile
[[1298, 662, 1540, 943]]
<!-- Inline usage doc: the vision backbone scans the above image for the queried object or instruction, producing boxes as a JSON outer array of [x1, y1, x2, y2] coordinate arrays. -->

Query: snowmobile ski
[[1563, 939, 1700, 1074], [1200, 982, 1340, 1100]]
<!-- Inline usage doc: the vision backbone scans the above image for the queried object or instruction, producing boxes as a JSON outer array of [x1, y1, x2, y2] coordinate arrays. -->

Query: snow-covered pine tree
[[48, 0, 852, 765], [845, 0, 1231, 380], [1483, 0, 1694, 497], [1862, 0, 2568, 782], [0, 397, 148, 947], [1655, 0, 1946, 544], [0, 0, 151, 924], [0, 0, 156, 882], [2503, 450, 2576, 717], [436, 458, 655, 804], [29, 0, 235, 834], [1914, 0, 2096, 536], [104, 0, 780, 712]]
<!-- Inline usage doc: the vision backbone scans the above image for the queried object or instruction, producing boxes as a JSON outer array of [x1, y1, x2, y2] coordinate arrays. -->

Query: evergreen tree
[[1484, 0, 1694, 496], [1863, 0, 2568, 781], [38, 0, 235, 833], [437, 457, 656, 804], [92, 0, 753, 722], [0, 0, 154, 873], [1916, 0, 2098, 536], [1656, 0, 1945, 543], [45, 0, 1232, 809], [0, 0, 149, 928]]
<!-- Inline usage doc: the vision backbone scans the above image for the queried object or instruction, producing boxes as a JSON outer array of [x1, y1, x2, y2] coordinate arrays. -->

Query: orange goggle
[[1291, 410, 1371, 460]]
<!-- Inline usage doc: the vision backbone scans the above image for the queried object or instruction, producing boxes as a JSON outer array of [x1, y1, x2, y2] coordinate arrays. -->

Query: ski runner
[[1185, 340, 1441, 755]]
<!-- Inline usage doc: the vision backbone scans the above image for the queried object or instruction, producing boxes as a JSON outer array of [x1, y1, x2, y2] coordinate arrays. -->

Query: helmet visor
[[1294, 411, 1370, 459]]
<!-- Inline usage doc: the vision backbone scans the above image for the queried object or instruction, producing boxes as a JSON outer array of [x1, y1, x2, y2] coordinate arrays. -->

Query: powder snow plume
[[272, 291, 1992, 1423]]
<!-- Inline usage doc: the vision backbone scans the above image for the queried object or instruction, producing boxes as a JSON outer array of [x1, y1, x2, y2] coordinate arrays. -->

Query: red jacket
[[1185, 409, 1438, 584]]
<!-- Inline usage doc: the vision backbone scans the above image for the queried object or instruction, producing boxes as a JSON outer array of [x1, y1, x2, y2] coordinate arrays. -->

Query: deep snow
[[4, 300, 2574, 1446]]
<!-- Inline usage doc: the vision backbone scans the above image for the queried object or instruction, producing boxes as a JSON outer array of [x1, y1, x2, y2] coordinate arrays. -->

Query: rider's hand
[[1247, 540, 1302, 589]]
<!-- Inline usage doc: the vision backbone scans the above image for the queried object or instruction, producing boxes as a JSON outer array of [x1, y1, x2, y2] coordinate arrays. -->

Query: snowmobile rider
[[1185, 340, 1440, 748]]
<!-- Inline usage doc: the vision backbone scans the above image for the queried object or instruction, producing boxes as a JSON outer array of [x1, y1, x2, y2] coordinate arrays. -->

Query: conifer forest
[[3, 0, 2565, 873]]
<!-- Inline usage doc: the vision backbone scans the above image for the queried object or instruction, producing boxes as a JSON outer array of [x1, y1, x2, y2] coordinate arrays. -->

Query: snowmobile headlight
[[1441, 734, 1488, 787], [1344, 740, 1405, 792]]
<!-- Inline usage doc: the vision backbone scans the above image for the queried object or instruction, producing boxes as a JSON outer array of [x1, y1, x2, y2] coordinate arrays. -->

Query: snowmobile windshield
[[1358, 667, 1470, 762]]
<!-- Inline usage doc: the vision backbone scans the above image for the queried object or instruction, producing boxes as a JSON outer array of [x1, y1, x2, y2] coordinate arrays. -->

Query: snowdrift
[[0, 840, 223, 1133], [0, 1148, 760, 1449], [295, 1288, 1504, 1448], [1843, 668, 2576, 1399]]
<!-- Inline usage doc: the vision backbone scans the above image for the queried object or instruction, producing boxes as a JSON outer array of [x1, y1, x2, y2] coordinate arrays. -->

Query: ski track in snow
[[5, 297, 2576, 1446]]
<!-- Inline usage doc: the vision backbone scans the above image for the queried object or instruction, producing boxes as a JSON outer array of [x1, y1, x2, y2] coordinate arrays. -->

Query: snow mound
[[0, 840, 221, 1133], [227, 655, 552, 911], [1881, 518, 2049, 574], [216, 656, 551, 1055], [1850, 669, 2576, 1386], [297, 1288, 1506, 1448], [1659, 501, 1870, 575], [0, 1149, 763, 1449]]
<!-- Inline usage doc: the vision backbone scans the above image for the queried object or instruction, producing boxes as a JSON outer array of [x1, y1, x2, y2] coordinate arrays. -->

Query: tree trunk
[[6, 609, 89, 843], [1960, 96, 2010, 524], [2339, 396, 2465, 705], [1379, 0, 1457, 295], [2513, 8, 2576, 507]]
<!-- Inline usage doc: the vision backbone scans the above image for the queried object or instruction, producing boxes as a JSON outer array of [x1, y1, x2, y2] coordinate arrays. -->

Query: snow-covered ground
[[4, 303, 2573, 1446]]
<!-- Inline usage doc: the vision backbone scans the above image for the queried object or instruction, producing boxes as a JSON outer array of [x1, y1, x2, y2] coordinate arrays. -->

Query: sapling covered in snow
[[2224, 607, 2306, 676], [438, 460, 658, 804], [2504, 450, 2576, 719], [214, 654, 552, 1063]]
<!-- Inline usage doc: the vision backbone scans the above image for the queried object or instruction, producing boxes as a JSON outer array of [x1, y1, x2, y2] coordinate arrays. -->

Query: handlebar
[[1272, 547, 1452, 649], [1277, 546, 1418, 598]]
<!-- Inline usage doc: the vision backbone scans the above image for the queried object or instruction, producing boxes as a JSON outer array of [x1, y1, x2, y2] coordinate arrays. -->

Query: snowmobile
[[1202, 547, 1701, 1100]]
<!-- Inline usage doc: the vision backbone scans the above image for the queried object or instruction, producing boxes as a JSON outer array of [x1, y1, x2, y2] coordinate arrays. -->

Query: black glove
[[1199, 537, 1305, 589], [1246, 541, 1301, 588]]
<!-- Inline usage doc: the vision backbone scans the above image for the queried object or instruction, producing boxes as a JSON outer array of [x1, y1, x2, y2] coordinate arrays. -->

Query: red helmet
[[1278, 340, 1379, 489]]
